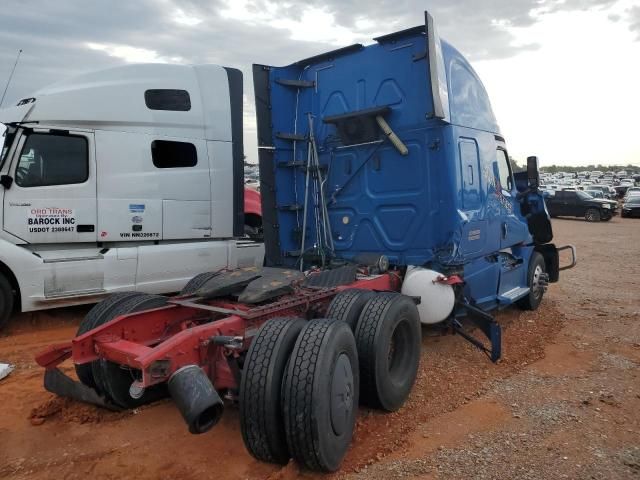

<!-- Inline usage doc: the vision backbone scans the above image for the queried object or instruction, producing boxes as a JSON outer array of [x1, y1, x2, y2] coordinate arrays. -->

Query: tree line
[[537, 164, 638, 174]]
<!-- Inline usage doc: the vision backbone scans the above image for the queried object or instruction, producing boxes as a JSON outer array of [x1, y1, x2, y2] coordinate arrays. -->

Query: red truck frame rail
[[36, 270, 398, 399]]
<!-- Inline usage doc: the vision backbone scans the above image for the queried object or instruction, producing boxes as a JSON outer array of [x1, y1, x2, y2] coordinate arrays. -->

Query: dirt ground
[[1, 217, 638, 480]]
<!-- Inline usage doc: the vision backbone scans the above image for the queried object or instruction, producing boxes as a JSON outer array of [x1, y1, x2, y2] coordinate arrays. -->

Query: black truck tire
[[180, 271, 221, 295], [75, 292, 142, 389], [90, 294, 169, 408], [325, 289, 377, 331], [282, 319, 359, 472], [517, 252, 546, 311], [585, 208, 601, 222], [0, 273, 15, 330], [240, 317, 305, 464], [354, 293, 421, 412]]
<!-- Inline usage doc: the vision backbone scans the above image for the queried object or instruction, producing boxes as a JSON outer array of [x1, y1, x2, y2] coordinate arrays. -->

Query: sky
[[0, 0, 639, 167]]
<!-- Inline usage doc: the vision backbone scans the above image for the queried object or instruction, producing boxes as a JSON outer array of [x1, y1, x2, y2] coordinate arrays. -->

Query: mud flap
[[44, 368, 123, 411]]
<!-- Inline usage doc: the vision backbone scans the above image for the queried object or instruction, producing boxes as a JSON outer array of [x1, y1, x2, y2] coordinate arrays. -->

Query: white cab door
[[3, 128, 97, 243]]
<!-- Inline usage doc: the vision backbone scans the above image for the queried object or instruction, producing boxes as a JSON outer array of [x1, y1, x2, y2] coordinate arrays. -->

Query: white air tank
[[401, 267, 456, 325]]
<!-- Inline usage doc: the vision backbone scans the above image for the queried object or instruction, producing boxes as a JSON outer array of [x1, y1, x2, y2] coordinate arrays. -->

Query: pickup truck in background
[[544, 190, 617, 222]]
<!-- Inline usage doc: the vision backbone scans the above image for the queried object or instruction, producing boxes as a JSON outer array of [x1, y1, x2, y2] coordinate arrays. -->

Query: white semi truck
[[0, 64, 264, 327]]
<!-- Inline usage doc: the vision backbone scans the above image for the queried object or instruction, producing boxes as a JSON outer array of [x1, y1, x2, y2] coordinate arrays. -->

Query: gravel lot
[[0, 216, 638, 480]]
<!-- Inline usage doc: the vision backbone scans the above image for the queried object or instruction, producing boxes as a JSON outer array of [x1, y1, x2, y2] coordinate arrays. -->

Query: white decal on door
[[27, 208, 75, 233]]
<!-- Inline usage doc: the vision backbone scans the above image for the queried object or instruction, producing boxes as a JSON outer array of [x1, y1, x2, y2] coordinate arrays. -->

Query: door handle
[[501, 222, 508, 239], [77, 224, 95, 233]]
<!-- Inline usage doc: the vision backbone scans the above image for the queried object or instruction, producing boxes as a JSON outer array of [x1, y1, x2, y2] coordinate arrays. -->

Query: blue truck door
[[494, 147, 531, 302], [495, 148, 528, 249], [459, 139, 482, 211], [457, 138, 488, 256]]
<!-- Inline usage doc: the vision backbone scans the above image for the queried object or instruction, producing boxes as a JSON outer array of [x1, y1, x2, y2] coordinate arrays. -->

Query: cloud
[[0, 0, 329, 104], [0, 0, 629, 106], [0, 0, 635, 165], [235, 0, 627, 60], [85, 43, 186, 64], [228, 0, 543, 60], [628, 5, 640, 40]]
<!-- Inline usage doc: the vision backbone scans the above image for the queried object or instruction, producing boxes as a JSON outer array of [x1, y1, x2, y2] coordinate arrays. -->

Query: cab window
[[496, 149, 513, 192], [15, 132, 88, 187], [151, 140, 197, 168]]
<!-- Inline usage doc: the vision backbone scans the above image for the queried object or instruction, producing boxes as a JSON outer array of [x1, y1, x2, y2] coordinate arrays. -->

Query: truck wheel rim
[[330, 353, 354, 436], [532, 265, 544, 299]]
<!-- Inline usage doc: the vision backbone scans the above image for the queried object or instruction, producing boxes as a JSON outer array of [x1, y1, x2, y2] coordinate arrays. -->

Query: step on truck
[[0, 65, 264, 327], [36, 11, 576, 473]]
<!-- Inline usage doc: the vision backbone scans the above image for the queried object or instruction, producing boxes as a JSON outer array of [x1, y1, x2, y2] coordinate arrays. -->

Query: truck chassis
[[34, 265, 515, 471]]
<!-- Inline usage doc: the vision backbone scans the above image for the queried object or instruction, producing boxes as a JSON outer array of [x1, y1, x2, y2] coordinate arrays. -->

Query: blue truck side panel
[[253, 17, 545, 310]]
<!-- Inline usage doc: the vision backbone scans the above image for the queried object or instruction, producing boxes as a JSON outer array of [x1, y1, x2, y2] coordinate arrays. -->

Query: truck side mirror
[[526, 156, 539, 190], [0, 175, 13, 189]]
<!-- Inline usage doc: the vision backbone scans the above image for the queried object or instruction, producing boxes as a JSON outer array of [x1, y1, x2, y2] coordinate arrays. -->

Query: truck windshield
[[0, 124, 17, 169]]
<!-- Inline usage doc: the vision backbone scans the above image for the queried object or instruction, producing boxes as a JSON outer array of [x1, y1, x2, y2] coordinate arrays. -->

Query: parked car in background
[[589, 185, 616, 199], [544, 190, 616, 222], [614, 185, 631, 198], [621, 196, 640, 218], [585, 189, 605, 199], [624, 186, 640, 196]]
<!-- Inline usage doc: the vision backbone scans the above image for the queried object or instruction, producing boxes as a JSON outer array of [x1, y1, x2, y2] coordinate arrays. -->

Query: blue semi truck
[[253, 11, 575, 328], [36, 11, 576, 473]]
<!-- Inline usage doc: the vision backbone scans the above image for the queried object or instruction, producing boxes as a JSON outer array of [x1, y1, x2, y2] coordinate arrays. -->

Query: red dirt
[[29, 396, 132, 426], [1, 217, 639, 479]]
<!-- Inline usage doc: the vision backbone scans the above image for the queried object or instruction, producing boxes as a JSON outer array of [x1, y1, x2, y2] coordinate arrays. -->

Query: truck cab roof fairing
[[0, 102, 35, 125], [442, 41, 500, 134], [0, 64, 234, 142]]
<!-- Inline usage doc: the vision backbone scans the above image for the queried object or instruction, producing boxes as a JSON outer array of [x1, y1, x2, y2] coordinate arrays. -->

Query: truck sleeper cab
[[254, 13, 570, 311], [0, 65, 264, 327]]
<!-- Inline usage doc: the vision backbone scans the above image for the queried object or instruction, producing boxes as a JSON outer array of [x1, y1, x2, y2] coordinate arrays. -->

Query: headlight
[[603, 204, 611, 209]]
